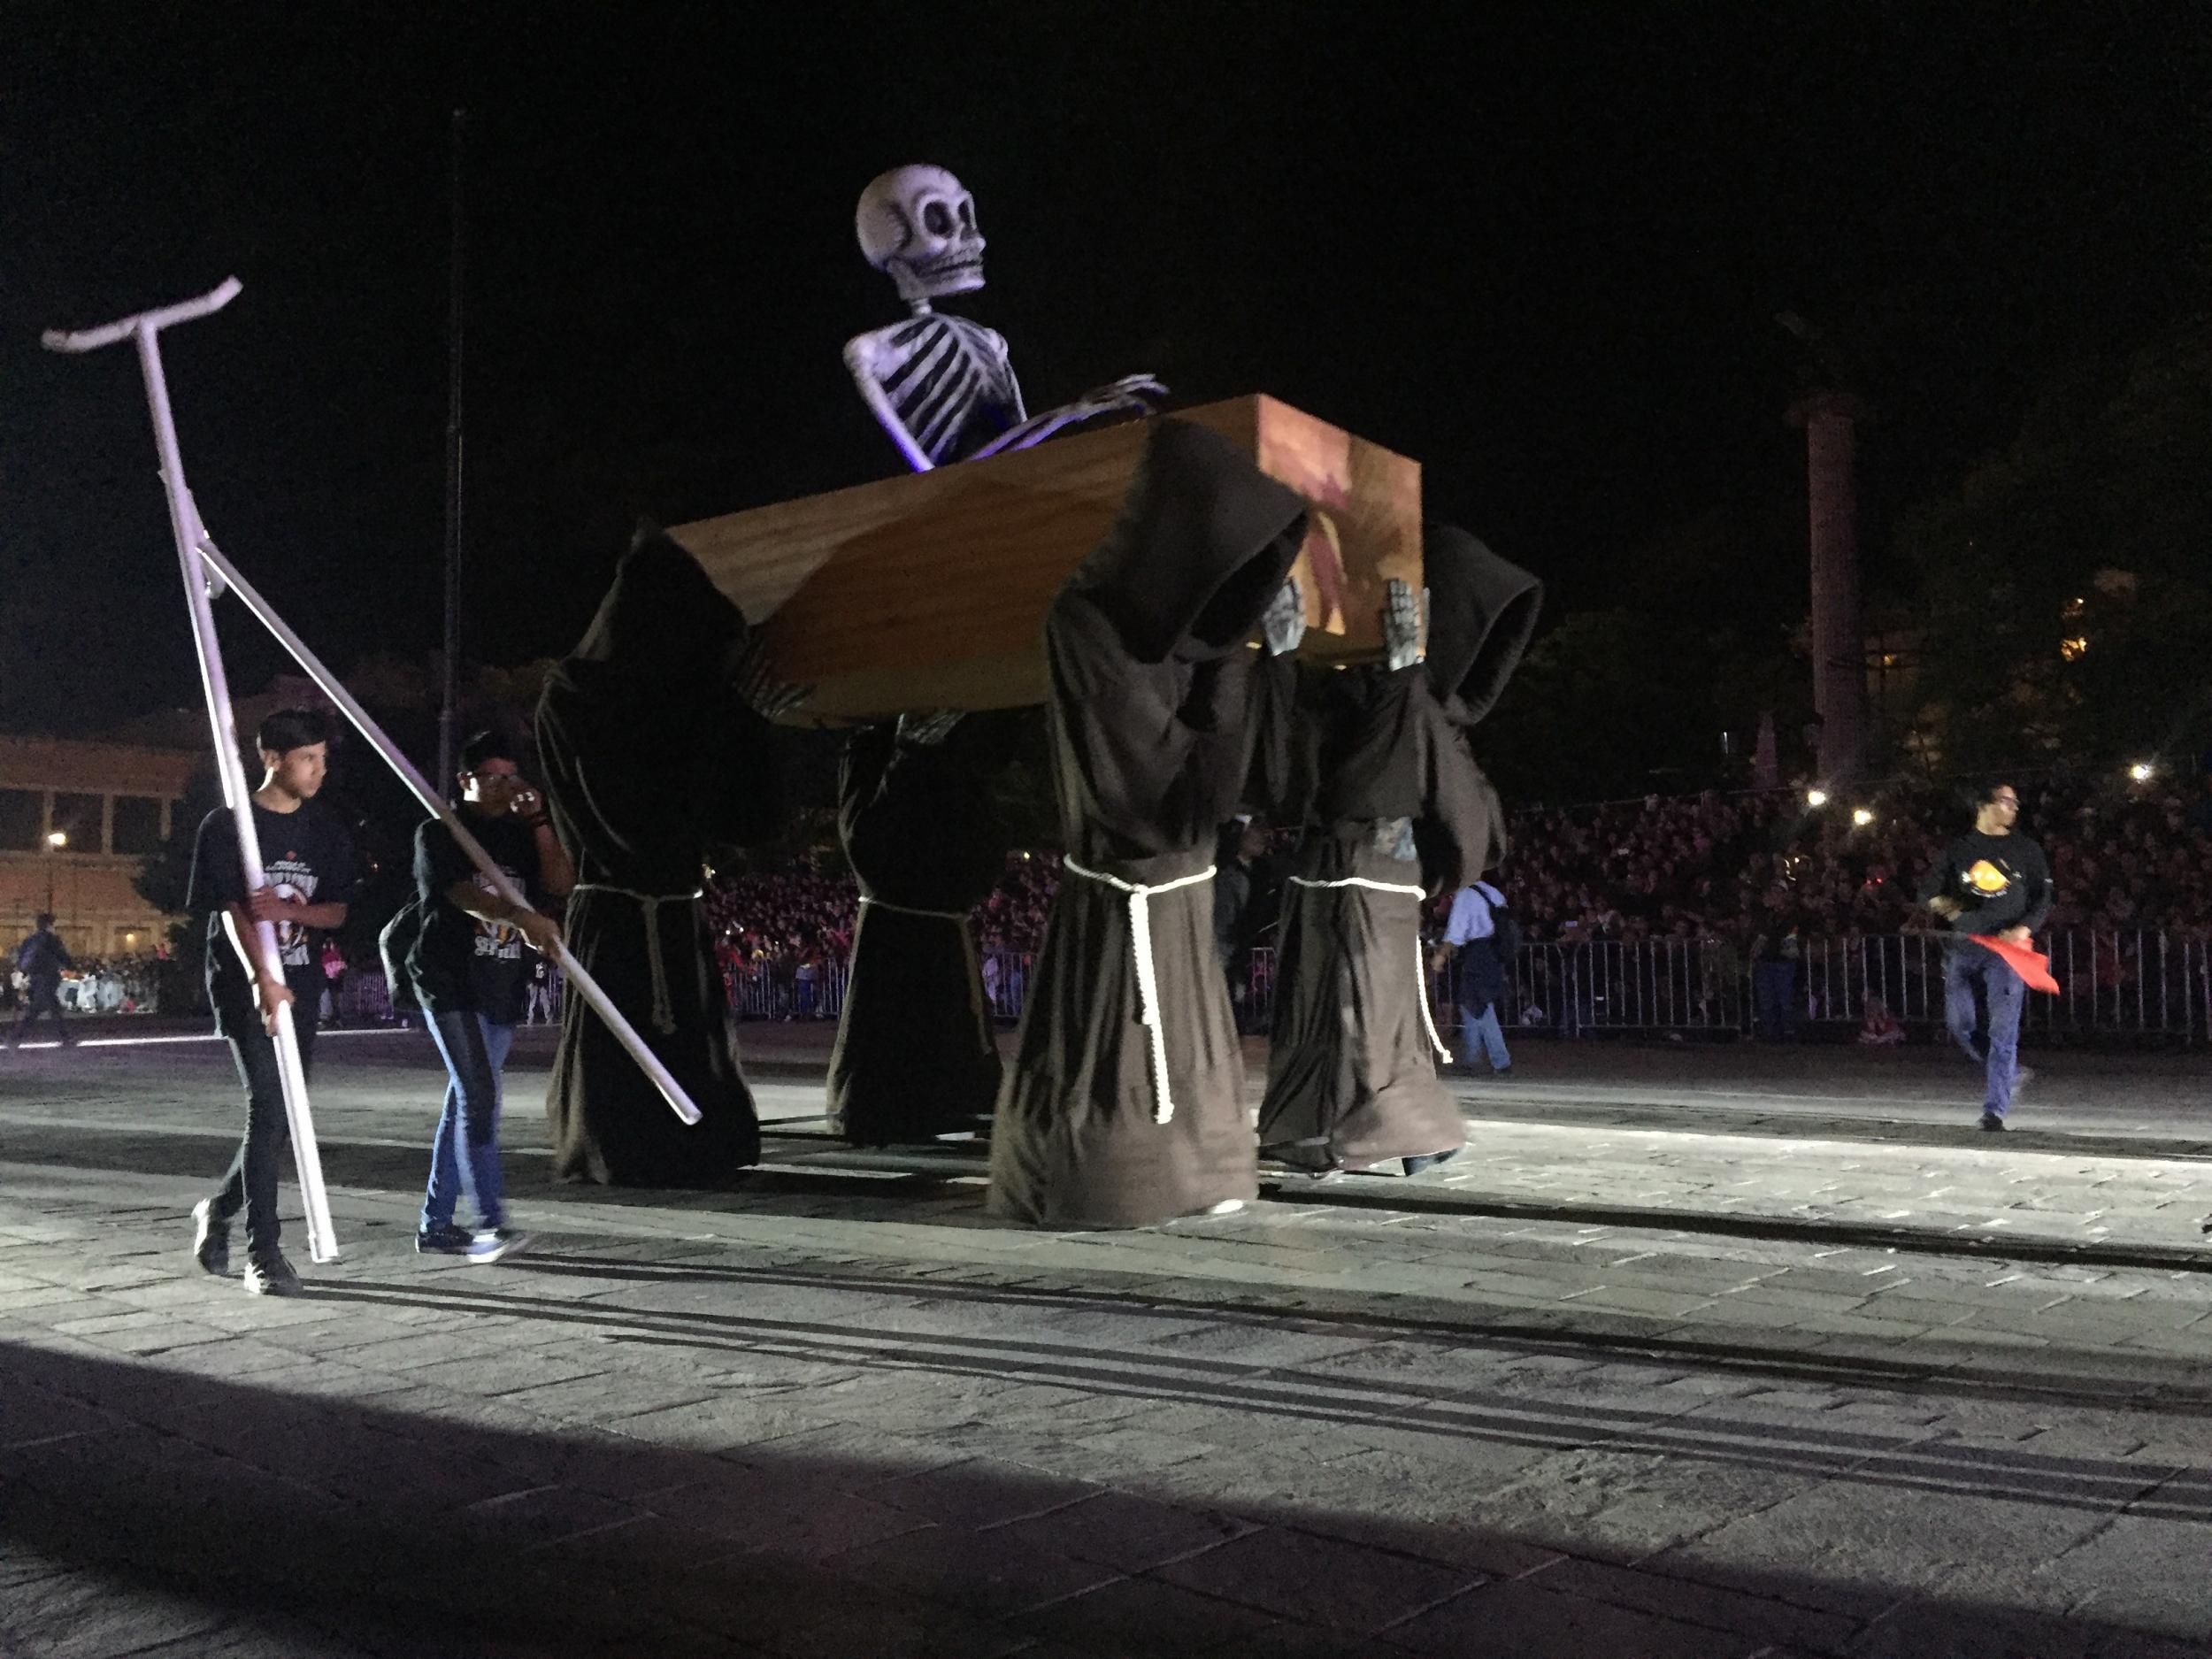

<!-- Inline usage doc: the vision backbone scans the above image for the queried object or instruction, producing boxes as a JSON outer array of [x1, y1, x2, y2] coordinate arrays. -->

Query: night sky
[[5, 4, 2206, 741]]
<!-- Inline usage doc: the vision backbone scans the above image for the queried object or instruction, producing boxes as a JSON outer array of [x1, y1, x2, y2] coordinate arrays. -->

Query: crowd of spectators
[[1493, 771, 2212, 951], [1, 953, 165, 1015], [699, 772, 2212, 979]]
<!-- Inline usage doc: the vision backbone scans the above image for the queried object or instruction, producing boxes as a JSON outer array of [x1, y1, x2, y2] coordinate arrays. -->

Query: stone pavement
[[1, 1030, 2208, 1657]]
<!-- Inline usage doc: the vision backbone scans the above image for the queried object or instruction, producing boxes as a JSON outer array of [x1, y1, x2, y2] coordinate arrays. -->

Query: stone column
[[1788, 391, 1870, 784]]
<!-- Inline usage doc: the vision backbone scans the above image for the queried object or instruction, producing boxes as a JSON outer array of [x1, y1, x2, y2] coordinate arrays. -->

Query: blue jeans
[[422, 1011, 513, 1233], [1753, 963, 1799, 1040], [9, 979, 71, 1045], [1457, 1002, 1511, 1071], [1946, 945, 2024, 1118]]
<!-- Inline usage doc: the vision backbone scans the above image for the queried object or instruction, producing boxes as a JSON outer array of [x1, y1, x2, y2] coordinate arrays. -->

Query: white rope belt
[[574, 882, 703, 1036], [1063, 857, 1216, 1124], [1284, 873, 1452, 1064]]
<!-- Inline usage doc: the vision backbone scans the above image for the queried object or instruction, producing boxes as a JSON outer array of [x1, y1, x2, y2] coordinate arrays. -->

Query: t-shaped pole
[[44, 279, 341, 1263]]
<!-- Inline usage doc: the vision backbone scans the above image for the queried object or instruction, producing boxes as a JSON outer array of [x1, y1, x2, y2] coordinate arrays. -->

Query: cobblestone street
[[2, 1030, 2207, 1657]]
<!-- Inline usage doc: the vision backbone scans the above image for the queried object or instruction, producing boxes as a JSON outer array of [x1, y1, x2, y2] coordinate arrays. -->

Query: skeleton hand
[[1262, 578, 1306, 657], [728, 631, 813, 720], [895, 710, 964, 747], [1382, 579, 1425, 672], [1072, 373, 1167, 414]]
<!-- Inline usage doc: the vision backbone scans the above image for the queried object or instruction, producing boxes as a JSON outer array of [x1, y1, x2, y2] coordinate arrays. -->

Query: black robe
[[1419, 523, 1542, 1028], [535, 525, 783, 1186], [989, 419, 1305, 1228], [826, 718, 1012, 1146], [1256, 662, 1465, 1171], [1416, 523, 1541, 895]]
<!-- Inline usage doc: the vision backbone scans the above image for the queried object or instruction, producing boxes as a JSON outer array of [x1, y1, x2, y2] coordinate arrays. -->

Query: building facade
[[0, 736, 201, 957]]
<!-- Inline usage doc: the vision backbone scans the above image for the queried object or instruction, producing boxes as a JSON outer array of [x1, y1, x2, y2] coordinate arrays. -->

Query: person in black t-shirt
[[185, 709, 358, 1294], [8, 913, 76, 1048], [405, 731, 573, 1261], [1917, 780, 2053, 1130]]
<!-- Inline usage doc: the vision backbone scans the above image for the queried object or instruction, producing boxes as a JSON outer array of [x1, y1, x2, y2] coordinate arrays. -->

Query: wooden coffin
[[668, 394, 1422, 723]]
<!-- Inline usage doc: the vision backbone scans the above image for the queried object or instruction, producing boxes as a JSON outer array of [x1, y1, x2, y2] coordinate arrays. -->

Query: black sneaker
[[190, 1199, 230, 1277], [465, 1227, 533, 1264], [1979, 1112, 2007, 1133], [1402, 1148, 1463, 1177], [414, 1223, 475, 1256], [242, 1253, 303, 1296]]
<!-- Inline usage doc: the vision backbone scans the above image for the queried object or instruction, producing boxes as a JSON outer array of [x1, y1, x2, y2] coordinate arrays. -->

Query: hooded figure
[[988, 419, 1305, 1228], [1418, 526, 1542, 1079], [1254, 627, 1463, 1174], [1416, 524, 1541, 894], [534, 525, 785, 1185], [1256, 526, 1540, 1176], [827, 712, 1016, 1145]]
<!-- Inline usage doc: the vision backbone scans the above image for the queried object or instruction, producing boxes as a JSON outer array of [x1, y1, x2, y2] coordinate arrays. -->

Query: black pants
[[209, 1015, 319, 1257], [9, 979, 71, 1046]]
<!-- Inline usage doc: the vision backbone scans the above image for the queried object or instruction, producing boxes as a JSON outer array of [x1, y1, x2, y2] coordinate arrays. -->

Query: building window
[[112, 796, 165, 856], [0, 789, 41, 851], [50, 793, 104, 853]]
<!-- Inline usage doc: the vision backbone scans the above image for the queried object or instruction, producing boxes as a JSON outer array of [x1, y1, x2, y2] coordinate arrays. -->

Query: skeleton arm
[[967, 372, 1167, 460], [842, 335, 938, 473]]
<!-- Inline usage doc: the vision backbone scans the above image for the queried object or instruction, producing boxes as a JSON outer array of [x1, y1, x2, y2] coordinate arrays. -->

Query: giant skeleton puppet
[[824, 165, 1162, 1147], [845, 165, 1164, 472], [1254, 528, 1541, 1178]]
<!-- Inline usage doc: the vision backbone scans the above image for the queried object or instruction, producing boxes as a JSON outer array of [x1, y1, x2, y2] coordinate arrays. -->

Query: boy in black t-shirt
[[405, 731, 572, 1261], [1917, 780, 2053, 1130], [186, 709, 358, 1294]]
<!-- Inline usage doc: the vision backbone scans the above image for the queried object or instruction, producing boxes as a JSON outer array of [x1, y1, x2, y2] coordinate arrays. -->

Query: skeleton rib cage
[[844, 311, 1025, 472]]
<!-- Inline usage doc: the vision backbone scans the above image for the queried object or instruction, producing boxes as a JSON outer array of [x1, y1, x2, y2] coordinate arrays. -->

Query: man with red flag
[[1917, 782, 2053, 1132]]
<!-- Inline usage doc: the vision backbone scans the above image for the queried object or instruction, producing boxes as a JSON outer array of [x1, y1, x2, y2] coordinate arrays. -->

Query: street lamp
[[2129, 762, 2154, 783], [43, 830, 65, 914], [1851, 807, 1875, 827], [1805, 787, 1830, 809]]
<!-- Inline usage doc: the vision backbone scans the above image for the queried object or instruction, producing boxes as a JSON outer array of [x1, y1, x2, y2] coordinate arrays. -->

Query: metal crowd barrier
[[341, 928, 2211, 1045], [1427, 929, 2211, 1044]]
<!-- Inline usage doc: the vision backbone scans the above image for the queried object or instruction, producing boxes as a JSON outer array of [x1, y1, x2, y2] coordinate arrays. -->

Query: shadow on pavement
[[1, 1340, 2200, 1659]]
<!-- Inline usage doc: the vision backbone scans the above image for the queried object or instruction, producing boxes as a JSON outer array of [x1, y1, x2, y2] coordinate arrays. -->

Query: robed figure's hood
[[1421, 524, 1542, 725], [564, 521, 748, 684], [1064, 419, 1307, 664]]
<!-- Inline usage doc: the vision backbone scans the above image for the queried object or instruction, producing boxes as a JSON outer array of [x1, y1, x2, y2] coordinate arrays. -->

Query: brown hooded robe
[[1256, 660, 1465, 1171], [826, 716, 1013, 1146], [1256, 523, 1541, 1171], [535, 525, 782, 1186], [988, 420, 1305, 1227]]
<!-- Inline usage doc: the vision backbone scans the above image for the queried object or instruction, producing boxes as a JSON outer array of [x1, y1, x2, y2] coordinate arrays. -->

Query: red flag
[[1970, 935, 2061, 995]]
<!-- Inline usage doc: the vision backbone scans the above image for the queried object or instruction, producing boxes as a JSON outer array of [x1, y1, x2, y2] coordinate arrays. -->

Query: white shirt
[[1444, 882, 1505, 947]]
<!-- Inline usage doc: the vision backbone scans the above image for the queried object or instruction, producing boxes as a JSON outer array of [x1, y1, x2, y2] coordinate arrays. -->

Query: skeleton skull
[[856, 164, 986, 306]]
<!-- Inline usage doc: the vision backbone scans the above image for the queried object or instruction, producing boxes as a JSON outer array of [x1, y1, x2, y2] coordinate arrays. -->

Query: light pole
[[43, 830, 65, 915]]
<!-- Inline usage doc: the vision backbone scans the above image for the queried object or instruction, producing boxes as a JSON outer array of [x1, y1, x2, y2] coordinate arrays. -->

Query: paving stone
[[821, 1522, 1123, 1617], [864, 1455, 1101, 1529], [1008, 1576, 1286, 1655], [1382, 1577, 1770, 1656], [1149, 1524, 1481, 1632], [986, 1489, 1261, 1572]]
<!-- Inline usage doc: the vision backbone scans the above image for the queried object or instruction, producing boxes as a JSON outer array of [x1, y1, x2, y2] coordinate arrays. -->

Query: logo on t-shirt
[[265, 856, 319, 967], [1963, 859, 2011, 898], [472, 866, 526, 962]]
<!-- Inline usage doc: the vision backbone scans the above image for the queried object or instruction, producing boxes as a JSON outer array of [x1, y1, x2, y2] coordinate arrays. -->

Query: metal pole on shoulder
[[42, 279, 341, 1263]]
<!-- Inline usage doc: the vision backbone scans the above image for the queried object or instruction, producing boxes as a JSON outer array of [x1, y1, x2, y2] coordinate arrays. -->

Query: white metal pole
[[190, 529, 703, 1127], [43, 279, 340, 1263]]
